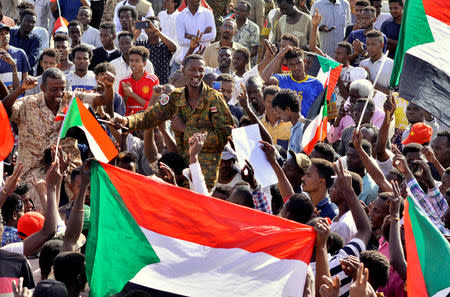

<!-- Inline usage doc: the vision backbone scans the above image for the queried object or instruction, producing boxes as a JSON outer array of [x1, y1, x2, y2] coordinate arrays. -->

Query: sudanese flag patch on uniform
[[210, 106, 218, 113]]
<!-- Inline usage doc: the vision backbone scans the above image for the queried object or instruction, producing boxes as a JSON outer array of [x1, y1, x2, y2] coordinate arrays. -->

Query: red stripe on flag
[[303, 116, 327, 155], [0, 102, 14, 162], [100, 162, 316, 263], [404, 199, 429, 297], [422, 0, 450, 26], [53, 16, 68, 34], [325, 65, 343, 102], [74, 98, 117, 161]]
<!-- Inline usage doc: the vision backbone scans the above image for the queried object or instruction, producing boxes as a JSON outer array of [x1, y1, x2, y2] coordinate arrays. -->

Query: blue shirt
[[59, 0, 83, 21], [1, 225, 21, 246], [347, 29, 388, 65], [9, 28, 42, 68], [0, 46, 31, 87], [273, 74, 324, 117], [359, 173, 379, 205], [380, 18, 401, 59], [288, 120, 304, 154], [317, 197, 338, 220], [114, 92, 126, 116]]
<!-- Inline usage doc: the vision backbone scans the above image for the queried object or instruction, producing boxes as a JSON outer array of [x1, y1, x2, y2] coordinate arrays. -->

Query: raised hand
[[98, 71, 115, 89], [352, 129, 363, 152], [392, 145, 409, 175], [319, 275, 340, 297], [349, 263, 377, 297], [189, 30, 203, 50], [3, 162, 23, 196], [421, 145, 437, 164], [241, 159, 258, 189], [387, 180, 403, 217], [45, 157, 61, 187], [353, 39, 364, 55], [30, 173, 47, 198], [259, 140, 277, 165], [0, 50, 16, 66], [237, 83, 250, 110], [312, 7, 322, 27], [20, 76, 38, 90], [189, 132, 208, 161], [11, 278, 32, 297], [159, 162, 177, 186], [194, 44, 206, 56], [146, 19, 160, 35], [314, 217, 331, 247], [340, 256, 360, 280], [121, 81, 134, 98], [263, 39, 277, 58], [383, 95, 396, 120], [332, 158, 353, 195]]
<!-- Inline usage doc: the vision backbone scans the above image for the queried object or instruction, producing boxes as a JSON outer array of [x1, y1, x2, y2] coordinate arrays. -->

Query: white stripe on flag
[[80, 126, 109, 163], [130, 228, 309, 297], [407, 16, 450, 78], [432, 287, 450, 297]]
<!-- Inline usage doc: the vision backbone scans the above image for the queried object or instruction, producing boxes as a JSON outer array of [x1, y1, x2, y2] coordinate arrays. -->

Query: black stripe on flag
[[399, 53, 450, 126]]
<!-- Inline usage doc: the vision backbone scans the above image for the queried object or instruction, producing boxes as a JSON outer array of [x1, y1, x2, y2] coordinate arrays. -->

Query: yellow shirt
[[260, 115, 292, 150]]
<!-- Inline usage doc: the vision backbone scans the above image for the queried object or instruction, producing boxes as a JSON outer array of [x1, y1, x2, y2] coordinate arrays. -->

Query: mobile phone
[[136, 21, 150, 29], [212, 81, 221, 91]]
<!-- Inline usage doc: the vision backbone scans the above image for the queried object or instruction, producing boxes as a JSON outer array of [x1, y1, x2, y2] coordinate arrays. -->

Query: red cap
[[402, 122, 433, 145], [17, 211, 45, 240]]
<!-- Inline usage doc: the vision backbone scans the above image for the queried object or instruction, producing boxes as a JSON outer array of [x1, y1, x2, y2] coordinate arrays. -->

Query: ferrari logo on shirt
[[142, 86, 150, 94]]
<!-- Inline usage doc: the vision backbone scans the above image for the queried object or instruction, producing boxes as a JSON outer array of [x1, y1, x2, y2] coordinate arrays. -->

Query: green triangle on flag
[[86, 161, 160, 297], [404, 197, 450, 297], [389, 0, 434, 88]]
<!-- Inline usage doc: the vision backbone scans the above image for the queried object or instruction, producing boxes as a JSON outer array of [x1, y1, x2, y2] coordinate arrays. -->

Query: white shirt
[[110, 55, 155, 91], [66, 70, 98, 91], [113, 0, 155, 33], [175, 6, 216, 64], [310, 0, 352, 57], [81, 26, 103, 48], [331, 210, 357, 244], [158, 10, 180, 42], [374, 12, 391, 30], [359, 54, 394, 89], [158, 10, 181, 64], [30, 0, 53, 30]]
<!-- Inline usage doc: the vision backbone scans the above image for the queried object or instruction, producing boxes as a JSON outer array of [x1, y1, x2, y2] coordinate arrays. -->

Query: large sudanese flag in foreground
[[404, 197, 450, 297], [86, 161, 316, 297], [390, 0, 450, 126]]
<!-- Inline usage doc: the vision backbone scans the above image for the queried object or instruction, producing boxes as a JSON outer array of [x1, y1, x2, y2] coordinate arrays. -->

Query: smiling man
[[114, 54, 233, 189], [78, 6, 102, 48], [2, 68, 115, 212]]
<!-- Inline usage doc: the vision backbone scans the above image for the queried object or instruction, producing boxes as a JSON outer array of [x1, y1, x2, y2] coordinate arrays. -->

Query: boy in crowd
[[118, 46, 159, 115], [66, 44, 97, 91]]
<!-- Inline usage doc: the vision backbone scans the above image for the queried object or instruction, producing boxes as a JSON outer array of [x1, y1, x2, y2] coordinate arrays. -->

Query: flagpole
[[54, 97, 75, 161], [356, 50, 390, 131], [319, 66, 332, 142]]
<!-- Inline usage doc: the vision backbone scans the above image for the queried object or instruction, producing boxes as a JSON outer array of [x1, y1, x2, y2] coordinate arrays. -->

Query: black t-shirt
[[0, 250, 35, 294], [136, 41, 173, 85]]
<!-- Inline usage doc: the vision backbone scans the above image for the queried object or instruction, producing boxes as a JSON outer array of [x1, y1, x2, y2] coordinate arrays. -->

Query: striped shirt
[[407, 178, 450, 235], [251, 184, 272, 214], [311, 238, 366, 297]]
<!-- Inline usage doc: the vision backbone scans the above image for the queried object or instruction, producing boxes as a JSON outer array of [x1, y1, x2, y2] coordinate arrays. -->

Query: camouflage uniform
[[127, 82, 234, 190], [101, 0, 120, 25], [10, 91, 99, 213]]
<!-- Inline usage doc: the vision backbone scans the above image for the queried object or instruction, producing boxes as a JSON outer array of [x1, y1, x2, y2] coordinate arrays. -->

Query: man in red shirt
[[118, 46, 159, 115]]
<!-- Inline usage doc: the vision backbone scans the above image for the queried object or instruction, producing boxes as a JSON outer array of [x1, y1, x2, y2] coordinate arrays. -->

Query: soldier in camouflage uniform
[[115, 54, 234, 190], [4, 68, 115, 213]]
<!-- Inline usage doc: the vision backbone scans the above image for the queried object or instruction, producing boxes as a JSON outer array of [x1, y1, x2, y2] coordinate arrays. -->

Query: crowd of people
[[0, 0, 449, 295]]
